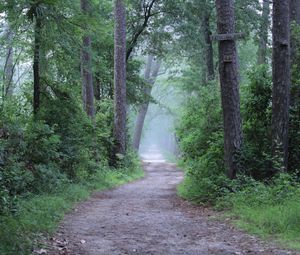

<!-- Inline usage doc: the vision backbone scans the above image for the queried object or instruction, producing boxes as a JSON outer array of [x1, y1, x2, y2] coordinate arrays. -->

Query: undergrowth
[[178, 166, 300, 250], [0, 162, 144, 255]]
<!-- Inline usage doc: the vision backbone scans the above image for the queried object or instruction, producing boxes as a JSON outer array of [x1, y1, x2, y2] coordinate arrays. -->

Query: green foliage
[[289, 23, 300, 172], [176, 82, 222, 159], [215, 173, 300, 249], [176, 81, 225, 203], [0, 162, 144, 255], [175, 64, 300, 248], [241, 65, 272, 178]]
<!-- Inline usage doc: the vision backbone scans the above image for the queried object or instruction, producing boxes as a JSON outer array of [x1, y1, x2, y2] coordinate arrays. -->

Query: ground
[[45, 151, 299, 255]]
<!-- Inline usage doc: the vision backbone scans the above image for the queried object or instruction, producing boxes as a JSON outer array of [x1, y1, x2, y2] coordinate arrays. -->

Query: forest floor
[[43, 153, 299, 255]]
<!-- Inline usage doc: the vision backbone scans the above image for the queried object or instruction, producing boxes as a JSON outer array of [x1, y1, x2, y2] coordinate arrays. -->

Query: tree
[[133, 55, 161, 151], [3, 23, 14, 97], [113, 0, 127, 157], [215, 0, 243, 179], [271, 0, 290, 172], [32, 5, 42, 115], [81, 0, 95, 120], [126, 0, 158, 61], [202, 6, 214, 81], [257, 0, 270, 65]]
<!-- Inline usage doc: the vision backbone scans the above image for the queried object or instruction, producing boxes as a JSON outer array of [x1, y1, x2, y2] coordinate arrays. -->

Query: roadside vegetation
[[1, 0, 300, 253], [0, 151, 143, 255], [176, 61, 300, 250]]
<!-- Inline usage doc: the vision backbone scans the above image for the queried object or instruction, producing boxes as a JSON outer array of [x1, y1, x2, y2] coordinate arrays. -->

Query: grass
[[227, 195, 300, 250], [177, 167, 300, 250], [0, 166, 144, 255]]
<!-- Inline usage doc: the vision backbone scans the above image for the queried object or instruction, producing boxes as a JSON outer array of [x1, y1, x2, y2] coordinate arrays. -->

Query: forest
[[0, 0, 300, 254]]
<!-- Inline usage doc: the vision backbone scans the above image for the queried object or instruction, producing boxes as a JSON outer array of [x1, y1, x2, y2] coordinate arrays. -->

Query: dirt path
[[47, 162, 298, 255]]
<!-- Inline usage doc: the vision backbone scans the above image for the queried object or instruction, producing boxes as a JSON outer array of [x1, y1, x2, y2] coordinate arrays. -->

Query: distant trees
[[271, 0, 290, 172], [3, 23, 14, 97], [202, 6, 215, 81], [113, 0, 127, 157], [215, 0, 242, 179], [81, 0, 95, 120], [257, 0, 270, 65], [133, 56, 161, 151], [290, 0, 300, 64]]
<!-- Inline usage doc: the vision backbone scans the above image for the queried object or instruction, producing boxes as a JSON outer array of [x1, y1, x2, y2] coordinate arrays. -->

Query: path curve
[[48, 162, 298, 255]]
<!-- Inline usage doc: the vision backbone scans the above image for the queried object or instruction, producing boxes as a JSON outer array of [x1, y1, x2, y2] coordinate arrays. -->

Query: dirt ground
[[45, 162, 299, 255]]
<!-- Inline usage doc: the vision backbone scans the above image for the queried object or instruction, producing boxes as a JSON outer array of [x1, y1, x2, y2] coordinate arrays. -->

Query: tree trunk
[[113, 0, 127, 156], [81, 0, 95, 120], [215, 0, 243, 179], [133, 57, 161, 151], [271, 0, 291, 172], [133, 55, 154, 151], [33, 17, 41, 115], [202, 13, 214, 81], [4, 24, 14, 97], [257, 0, 270, 65]]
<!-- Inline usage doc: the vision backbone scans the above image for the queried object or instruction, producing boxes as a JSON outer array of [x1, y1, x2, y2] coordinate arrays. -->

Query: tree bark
[[33, 17, 41, 115], [113, 0, 127, 156], [202, 13, 214, 81], [257, 0, 270, 65], [215, 0, 243, 179], [81, 0, 95, 120], [271, 0, 291, 172]]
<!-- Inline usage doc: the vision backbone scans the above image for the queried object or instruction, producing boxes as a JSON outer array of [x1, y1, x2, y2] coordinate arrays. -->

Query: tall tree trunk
[[215, 0, 243, 179], [81, 0, 95, 120], [257, 0, 270, 65], [4, 24, 14, 97], [271, 0, 291, 172], [33, 17, 41, 115], [202, 13, 214, 81], [133, 57, 161, 151], [113, 0, 127, 156], [133, 55, 154, 151]]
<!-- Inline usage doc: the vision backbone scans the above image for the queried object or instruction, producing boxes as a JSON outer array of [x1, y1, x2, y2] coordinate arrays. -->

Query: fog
[[138, 74, 182, 162]]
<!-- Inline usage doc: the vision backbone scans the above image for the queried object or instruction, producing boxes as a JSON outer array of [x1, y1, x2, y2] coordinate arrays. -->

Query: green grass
[[177, 169, 300, 250], [227, 195, 300, 250], [0, 166, 144, 255]]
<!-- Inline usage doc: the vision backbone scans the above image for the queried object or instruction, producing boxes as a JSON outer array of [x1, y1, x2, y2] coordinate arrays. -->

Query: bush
[[241, 65, 272, 179], [176, 82, 226, 203]]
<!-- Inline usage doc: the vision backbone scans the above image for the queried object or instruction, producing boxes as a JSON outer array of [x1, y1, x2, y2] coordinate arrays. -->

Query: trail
[[48, 150, 298, 255]]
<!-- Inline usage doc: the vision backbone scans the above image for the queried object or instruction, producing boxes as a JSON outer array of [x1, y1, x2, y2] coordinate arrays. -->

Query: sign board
[[211, 33, 245, 41]]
